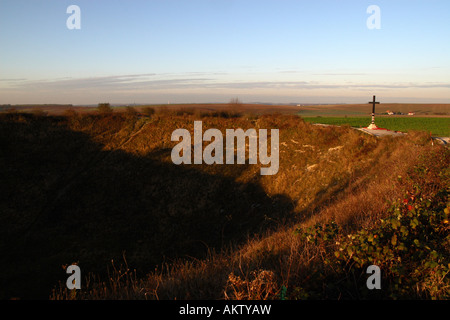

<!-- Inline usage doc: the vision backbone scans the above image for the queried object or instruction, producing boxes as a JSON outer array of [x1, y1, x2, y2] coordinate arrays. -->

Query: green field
[[302, 116, 450, 137]]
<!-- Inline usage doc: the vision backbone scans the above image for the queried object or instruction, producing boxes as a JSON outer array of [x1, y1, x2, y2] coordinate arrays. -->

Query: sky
[[0, 0, 449, 105]]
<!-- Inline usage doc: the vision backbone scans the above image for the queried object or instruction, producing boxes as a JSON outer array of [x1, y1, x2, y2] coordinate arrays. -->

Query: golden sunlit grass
[[49, 111, 448, 300], [0, 108, 447, 300]]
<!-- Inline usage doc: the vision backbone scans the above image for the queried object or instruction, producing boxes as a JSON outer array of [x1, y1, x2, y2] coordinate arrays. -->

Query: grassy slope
[[0, 110, 448, 300]]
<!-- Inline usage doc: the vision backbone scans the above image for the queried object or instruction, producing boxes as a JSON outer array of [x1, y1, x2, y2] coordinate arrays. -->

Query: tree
[[141, 106, 155, 117], [125, 106, 138, 116], [97, 103, 112, 114], [229, 97, 242, 106]]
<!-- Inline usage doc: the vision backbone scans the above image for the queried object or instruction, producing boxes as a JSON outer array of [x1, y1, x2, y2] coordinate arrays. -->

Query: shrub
[[224, 269, 280, 300], [31, 109, 48, 117], [141, 107, 155, 117], [64, 109, 78, 117], [97, 103, 113, 114], [294, 147, 450, 299], [125, 106, 138, 116]]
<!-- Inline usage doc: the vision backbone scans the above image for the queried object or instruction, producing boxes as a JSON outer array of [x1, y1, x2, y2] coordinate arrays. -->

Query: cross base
[[366, 123, 379, 130]]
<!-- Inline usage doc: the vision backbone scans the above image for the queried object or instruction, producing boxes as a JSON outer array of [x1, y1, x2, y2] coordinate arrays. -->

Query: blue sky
[[0, 0, 449, 105]]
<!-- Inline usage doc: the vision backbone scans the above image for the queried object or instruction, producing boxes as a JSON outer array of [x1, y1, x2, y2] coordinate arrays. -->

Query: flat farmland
[[302, 116, 450, 137], [297, 103, 450, 117]]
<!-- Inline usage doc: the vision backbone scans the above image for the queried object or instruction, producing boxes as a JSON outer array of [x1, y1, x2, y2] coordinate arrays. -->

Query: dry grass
[[1, 109, 446, 300], [54, 114, 444, 300]]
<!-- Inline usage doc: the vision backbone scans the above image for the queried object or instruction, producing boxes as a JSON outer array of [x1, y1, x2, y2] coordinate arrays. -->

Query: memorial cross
[[367, 95, 380, 129]]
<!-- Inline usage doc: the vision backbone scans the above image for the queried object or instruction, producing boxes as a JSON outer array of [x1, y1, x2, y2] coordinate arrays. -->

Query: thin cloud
[[5, 73, 450, 92], [311, 73, 368, 76], [0, 78, 28, 82], [202, 81, 450, 90], [7, 74, 210, 91]]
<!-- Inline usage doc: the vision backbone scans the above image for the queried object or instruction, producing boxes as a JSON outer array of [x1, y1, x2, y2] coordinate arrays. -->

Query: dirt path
[[356, 127, 449, 145]]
